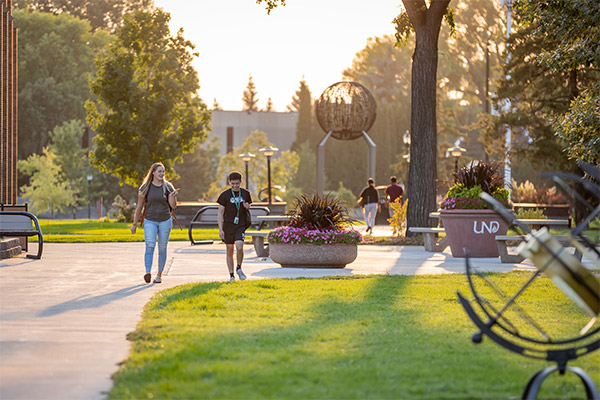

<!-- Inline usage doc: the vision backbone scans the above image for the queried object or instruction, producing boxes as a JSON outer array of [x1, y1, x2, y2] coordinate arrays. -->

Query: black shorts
[[223, 222, 246, 244]]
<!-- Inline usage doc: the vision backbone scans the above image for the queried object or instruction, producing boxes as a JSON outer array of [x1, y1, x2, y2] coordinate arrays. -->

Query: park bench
[[407, 227, 448, 252], [495, 235, 583, 264], [245, 231, 269, 257], [188, 205, 271, 245], [0, 211, 43, 259]]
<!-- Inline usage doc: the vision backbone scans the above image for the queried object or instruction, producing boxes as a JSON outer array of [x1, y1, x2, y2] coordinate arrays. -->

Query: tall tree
[[86, 9, 211, 187], [212, 98, 223, 110], [393, 0, 453, 231], [482, 22, 598, 172], [13, 0, 154, 32], [515, 0, 600, 165], [289, 79, 318, 151], [242, 74, 260, 112], [256, 0, 453, 230], [48, 120, 88, 216], [13, 10, 110, 161], [18, 148, 76, 216], [264, 97, 274, 112]]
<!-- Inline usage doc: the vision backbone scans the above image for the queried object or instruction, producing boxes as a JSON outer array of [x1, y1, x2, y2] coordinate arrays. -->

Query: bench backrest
[[0, 213, 34, 232], [193, 205, 271, 225], [0, 204, 28, 212]]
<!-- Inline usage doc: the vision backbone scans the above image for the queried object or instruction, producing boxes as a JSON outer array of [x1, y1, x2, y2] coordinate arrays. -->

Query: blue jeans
[[144, 218, 172, 273]]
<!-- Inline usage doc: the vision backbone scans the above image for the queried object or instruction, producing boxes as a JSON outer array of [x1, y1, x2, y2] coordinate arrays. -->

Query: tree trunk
[[404, 0, 449, 233]]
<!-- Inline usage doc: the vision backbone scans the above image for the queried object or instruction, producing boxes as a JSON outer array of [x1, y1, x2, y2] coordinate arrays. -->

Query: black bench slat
[[0, 211, 43, 259], [188, 205, 271, 245]]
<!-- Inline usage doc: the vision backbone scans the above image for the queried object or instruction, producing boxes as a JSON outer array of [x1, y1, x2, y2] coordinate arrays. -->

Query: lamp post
[[448, 145, 466, 182], [238, 152, 255, 189], [403, 130, 411, 156], [87, 173, 93, 219], [259, 146, 279, 205]]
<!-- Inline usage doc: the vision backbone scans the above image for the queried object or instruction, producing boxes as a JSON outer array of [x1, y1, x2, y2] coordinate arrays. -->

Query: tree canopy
[[86, 9, 211, 187], [13, 0, 154, 32], [515, 0, 600, 165], [14, 10, 111, 161], [483, 0, 600, 171]]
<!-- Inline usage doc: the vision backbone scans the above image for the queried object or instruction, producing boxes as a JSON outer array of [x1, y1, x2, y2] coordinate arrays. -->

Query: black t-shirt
[[360, 186, 379, 205], [216, 188, 252, 224]]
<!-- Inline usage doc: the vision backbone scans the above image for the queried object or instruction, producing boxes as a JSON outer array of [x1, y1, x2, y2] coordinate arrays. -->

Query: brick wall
[[1, 0, 18, 204]]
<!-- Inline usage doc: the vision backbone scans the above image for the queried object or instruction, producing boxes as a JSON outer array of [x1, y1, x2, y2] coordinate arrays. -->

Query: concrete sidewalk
[[0, 231, 589, 400]]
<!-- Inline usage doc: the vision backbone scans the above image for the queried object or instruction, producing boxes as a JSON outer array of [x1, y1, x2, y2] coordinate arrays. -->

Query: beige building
[[211, 110, 298, 155]]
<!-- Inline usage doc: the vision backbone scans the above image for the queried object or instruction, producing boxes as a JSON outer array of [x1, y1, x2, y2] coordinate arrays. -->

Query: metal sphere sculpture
[[315, 81, 377, 140]]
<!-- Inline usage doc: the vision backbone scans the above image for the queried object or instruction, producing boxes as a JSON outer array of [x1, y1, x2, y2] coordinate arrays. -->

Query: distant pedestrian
[[217, 171, 252, 282], [359, 178, 379, 234], [385, 176, 404, 218], [131, 162, 179, 284]]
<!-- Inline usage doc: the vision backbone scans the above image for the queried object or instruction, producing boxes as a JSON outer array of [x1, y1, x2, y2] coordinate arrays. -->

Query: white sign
[[473, 220, 500, 235]]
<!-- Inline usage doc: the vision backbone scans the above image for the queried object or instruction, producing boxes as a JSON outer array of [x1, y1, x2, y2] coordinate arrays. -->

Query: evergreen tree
[[264, 98, 274, 112], [212, 98, 222, 110], [242, 74, 259, 112], [289, 79, 318, 151]]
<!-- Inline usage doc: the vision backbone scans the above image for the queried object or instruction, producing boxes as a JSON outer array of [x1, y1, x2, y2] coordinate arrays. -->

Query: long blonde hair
[[139, 162, 173, 198]]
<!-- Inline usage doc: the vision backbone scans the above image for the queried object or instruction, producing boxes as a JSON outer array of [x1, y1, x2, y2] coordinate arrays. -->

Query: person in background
[[217, 171, 252, 282], [131, 162, 179, 284], [385, 176, 404, 218], [359, 178, 379, 234]]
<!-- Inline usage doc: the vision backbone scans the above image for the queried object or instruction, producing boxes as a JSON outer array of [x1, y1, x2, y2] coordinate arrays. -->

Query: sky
[[153, 0, 403, 112]]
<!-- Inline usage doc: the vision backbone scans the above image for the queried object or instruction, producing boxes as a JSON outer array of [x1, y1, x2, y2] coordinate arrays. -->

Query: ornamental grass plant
[[440, 161, 511, 210], [268, 194, 362, 245]]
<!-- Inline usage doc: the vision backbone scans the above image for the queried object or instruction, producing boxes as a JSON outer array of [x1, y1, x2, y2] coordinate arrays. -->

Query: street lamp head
[[87, 173, 93, 182], [403, 131, 411, 145], [259, 146, 279, 158], [238, 152, 256, 162], [448, 146, 466, 158]]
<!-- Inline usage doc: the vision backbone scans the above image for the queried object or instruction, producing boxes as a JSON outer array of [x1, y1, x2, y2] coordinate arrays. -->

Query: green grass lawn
[[109, 274, 599, 399], [35, 219, 220, 243]]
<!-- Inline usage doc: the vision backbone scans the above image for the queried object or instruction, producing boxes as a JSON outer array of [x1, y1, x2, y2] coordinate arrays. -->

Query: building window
[[226, 127, 234, 154]]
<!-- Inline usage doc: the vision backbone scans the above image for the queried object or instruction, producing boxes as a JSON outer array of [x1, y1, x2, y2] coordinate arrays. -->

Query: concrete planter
[[440, 209, 509, 258], [269, 243, 358, 268]]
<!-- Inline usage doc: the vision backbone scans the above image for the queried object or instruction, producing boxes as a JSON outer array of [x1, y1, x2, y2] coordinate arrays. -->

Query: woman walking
[[131, 162, 179, 283], [359, 178, 379, 234]]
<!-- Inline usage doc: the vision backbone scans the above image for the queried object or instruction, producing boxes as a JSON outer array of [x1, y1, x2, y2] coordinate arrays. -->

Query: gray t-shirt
[[144, 183, 172, 223]]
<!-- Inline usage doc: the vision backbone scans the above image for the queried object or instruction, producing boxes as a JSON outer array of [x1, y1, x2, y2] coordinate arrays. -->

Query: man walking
[[385, 176, 404, 218], [217, 171, 252, 281]]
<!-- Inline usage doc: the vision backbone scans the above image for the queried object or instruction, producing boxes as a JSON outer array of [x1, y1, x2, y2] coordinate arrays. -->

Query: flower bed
[[440, 196, 511, 210], [267, 226, 362, 245]]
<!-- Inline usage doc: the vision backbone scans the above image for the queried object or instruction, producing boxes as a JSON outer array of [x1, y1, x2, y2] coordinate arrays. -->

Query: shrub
[[514, 207, 546, 219], [110, 195, 135, 222], [441, 161, 511, 210], [288, 193, 353, 230], [388, 198, 407, 236], [267, 193, 362, 245], [511, 179, 568, 204]]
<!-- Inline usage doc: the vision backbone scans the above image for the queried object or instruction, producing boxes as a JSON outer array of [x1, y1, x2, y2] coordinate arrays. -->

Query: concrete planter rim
[[269, 242, 358, 268]]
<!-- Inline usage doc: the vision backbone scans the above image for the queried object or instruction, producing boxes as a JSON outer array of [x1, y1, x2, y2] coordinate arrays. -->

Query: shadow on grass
[[110, 275, 599, 399]]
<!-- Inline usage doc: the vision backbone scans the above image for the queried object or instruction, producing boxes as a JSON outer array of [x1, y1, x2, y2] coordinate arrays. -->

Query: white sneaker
[[236, 268, 247, 280], [229, 276, 235, 282]]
